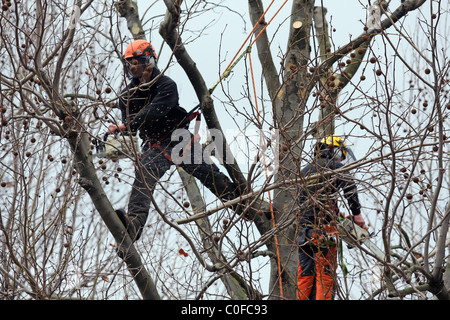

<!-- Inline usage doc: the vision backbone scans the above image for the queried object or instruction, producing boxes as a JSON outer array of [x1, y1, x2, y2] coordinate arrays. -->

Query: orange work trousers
[[297, 244, 337, 300]]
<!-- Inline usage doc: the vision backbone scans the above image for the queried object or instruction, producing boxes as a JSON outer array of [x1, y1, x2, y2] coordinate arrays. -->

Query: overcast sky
[[129, 1, 436, 165]]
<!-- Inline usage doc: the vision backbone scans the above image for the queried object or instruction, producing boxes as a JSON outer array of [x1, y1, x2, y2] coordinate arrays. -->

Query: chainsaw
[[337, 218, 385, 261], [94, 132, 140, 160]]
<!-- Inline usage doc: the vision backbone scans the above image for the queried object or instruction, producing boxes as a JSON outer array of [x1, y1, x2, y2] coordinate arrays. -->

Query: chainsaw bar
[[338, 218, 385, 261]]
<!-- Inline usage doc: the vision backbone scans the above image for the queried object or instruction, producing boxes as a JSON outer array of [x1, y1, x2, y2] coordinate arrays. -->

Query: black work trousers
[[127, 134, 239, 239]]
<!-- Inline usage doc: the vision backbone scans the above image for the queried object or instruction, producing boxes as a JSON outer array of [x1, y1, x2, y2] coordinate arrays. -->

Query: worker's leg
[[174, 133, 277, 220], [124, 143, 171, 240], [315, 245, 337, 300], [177, 136, 240, 202], [298, 251, 316, 299], [297, 227, 316, 300], [181, 162, 240, 201]]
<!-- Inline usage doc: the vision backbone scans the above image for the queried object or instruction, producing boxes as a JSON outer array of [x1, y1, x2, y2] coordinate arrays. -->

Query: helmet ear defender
[[147, 56, 156, 68]]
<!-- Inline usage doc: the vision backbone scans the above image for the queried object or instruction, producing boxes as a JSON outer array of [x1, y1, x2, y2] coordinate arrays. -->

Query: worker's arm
[[337, 169, 367, 229]]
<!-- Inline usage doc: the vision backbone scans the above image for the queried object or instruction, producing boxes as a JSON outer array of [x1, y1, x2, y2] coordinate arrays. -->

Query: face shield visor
[[329, 136, 357, 164], [340, 145, 357, 165], [124, 55, 154, 80]]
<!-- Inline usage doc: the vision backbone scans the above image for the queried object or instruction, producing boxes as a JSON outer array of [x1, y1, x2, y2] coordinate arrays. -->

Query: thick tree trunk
[[269, 0, 315, 300]]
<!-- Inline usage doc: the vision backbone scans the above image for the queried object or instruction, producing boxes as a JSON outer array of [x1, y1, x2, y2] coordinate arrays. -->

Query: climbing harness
[[143, 104, 202, 164]]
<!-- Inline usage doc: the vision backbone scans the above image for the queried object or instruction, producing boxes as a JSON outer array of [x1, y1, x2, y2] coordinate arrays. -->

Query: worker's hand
[[107, 123, 126, 135], [353, 214, 368, 230]]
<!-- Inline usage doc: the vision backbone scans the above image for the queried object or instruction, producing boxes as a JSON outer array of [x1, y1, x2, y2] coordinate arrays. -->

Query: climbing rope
[[209, 0, 286, 94], [248, 51, 284, 298], [248, 0, 290, 300], [208, 0, 289, 298]]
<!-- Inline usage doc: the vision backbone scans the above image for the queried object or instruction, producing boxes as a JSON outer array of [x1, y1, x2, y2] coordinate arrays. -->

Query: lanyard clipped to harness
[[189, 105, 201, 143], [182, 104, 202, 154], [147, 104, 202, 163]]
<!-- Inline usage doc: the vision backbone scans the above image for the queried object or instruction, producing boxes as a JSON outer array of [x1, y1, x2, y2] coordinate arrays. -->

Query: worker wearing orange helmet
[[109, 39, 239, 241], [297, 135, 367, 300]]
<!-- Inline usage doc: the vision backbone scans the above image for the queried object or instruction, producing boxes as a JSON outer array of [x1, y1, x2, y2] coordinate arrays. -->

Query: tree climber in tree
[[108, 39, 240, 242], [297, 135, 367, 300]]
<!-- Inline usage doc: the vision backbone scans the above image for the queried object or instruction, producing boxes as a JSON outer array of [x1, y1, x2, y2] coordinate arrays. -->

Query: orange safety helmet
[[123, 39, 157, 60]]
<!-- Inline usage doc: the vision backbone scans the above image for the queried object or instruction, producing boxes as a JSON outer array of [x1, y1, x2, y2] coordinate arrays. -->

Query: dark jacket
[[299, 151, 361, 226], [118, 68, 188, 140]]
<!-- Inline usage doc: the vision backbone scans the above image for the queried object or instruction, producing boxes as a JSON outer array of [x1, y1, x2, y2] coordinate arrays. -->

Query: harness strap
[[189, 110, 201, 121], [185, 111, 201, 152], [148, 141, 173, 163], [147, 105, 202, 163]]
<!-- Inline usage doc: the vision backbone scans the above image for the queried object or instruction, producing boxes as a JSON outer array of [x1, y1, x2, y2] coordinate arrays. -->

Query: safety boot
[[115, 209, 142, 242]]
